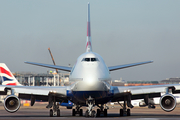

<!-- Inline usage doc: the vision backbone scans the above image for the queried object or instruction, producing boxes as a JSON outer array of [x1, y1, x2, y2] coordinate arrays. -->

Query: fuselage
[[68, 52, 112, 104]]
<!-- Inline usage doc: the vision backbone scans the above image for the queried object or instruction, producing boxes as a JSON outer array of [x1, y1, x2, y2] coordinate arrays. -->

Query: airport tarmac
[[0, 103, 180, 120]]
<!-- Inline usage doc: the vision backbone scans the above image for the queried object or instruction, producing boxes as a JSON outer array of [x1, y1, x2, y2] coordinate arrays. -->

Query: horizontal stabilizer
[[25, 61, 72, 72], [108, 61, 153, 71]]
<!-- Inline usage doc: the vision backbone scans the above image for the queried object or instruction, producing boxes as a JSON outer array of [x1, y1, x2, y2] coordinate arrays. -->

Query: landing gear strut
[[49, 102, 60, 117], [46, 94, 60, 117], [96, 104, 107, 117], [119, 101, 131, 116], [118, 94, 133, 116], [72, 105, 83, 116], [85, 96, 96, 117]]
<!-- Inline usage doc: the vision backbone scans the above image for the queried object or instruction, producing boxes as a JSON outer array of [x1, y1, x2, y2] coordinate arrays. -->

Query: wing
[[25, 61, 72, 72], [112, 84, 180, 101], [110, 84, 180, 112], [108, 61, 153, 71], [0, 85, 69, 102]]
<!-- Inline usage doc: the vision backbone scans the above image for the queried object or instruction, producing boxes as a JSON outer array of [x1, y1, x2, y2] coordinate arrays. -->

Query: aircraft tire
[[104, 109, 107, 117], [120, 109, 123, 116], [92, 110, 96, 117], [72, 109, 75, 116], [80, 109, 83, 116], [85, 110, 89, 117], [50, 109, 53, 117], [57, 109, 60, 117], [97, 109, 100, 117], [127, 109, 130, 116]]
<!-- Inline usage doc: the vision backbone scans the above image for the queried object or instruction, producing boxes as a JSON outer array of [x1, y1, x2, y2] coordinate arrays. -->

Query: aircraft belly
[[72, 91, 110, 104], [70, 81, 111, 104]]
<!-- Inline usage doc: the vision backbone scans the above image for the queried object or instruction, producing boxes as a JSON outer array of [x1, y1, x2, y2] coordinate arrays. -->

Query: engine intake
[[160, 94, 176, 112], [4, 95, 21, 113]]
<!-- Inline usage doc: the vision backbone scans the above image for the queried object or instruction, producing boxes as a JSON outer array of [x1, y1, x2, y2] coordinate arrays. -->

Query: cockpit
[[81, 58, 99, 62]]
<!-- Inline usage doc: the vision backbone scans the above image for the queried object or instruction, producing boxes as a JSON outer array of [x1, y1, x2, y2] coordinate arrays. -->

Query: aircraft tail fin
[[86, 2, 92, 52], [0, 63, 21, 86]]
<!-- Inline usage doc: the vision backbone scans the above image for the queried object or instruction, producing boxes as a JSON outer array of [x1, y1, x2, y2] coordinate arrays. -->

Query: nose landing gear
[[85, 96, 96, 117]]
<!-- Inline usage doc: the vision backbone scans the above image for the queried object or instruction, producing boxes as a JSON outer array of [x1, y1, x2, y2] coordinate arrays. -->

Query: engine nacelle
[[160, 94, 176, 112], [4, 95, 21, 113]]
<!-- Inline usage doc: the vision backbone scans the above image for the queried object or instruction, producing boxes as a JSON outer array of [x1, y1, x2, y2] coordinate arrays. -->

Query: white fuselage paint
[[69, 52, 111, 92]]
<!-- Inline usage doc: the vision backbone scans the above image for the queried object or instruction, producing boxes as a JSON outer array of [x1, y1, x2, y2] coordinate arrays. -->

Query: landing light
[[127, 90, 131, 92], [124, 90, 131, 93], [50, 90, 56, 93]]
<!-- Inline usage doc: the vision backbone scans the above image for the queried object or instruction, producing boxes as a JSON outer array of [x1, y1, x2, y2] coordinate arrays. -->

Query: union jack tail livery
[[0, 63, 21, 85], [86, 2, 92, 52]]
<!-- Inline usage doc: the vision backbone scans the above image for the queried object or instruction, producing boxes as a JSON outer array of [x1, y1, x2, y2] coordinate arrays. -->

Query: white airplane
[[1, 2, 180, 117]]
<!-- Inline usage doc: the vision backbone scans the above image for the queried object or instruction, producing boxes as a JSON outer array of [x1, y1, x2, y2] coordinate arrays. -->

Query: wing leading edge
[[111, 84, 180, 102], [25, 61, 72, 72], [108, 61, 153, 71], [0, 85, 69, 106]]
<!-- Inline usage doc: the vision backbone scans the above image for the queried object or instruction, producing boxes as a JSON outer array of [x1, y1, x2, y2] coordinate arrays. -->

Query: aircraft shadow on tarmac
[[1, 113, 180, 118]]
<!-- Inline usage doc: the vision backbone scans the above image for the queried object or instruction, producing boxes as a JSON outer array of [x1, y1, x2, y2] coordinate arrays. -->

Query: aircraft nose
[[84, 78, 97, 86]]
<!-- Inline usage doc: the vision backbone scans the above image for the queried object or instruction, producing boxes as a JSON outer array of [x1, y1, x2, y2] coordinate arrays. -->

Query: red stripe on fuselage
[[6, 83, 17, 85], [0, 67, 13, 77]]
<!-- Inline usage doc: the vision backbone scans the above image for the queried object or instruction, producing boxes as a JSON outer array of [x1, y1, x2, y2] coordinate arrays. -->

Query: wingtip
[[24, 61, 29, 64]]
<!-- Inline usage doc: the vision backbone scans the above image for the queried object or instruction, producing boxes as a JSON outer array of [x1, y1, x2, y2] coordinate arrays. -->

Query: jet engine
[[160, 94, 176, 112], [4, 95, 21, 113]]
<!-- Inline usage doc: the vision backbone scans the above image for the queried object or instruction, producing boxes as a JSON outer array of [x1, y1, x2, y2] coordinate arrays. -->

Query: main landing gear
[[72, 105, 83, 116], [118, 94, 134, 116], [96, 104, 108, 117], [46, 95, 60, 117], [119, 101, 131, 116], [48, 102, 60, 117], [85, 96, 96, 117]]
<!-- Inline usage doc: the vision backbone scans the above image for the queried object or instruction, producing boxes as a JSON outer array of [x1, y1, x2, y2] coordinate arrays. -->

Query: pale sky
[[0, 0, 180, 81]]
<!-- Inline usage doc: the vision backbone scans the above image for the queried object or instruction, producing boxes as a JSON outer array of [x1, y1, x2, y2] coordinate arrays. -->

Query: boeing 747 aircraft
[[1, 3, 180, 117]]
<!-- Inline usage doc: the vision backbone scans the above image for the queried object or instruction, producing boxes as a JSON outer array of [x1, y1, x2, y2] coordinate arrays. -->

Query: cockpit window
[[91, 58, 98, 61], [82, 58, 90, 62], [82, 58, 99, 62], [84, 58, 90, 61]]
